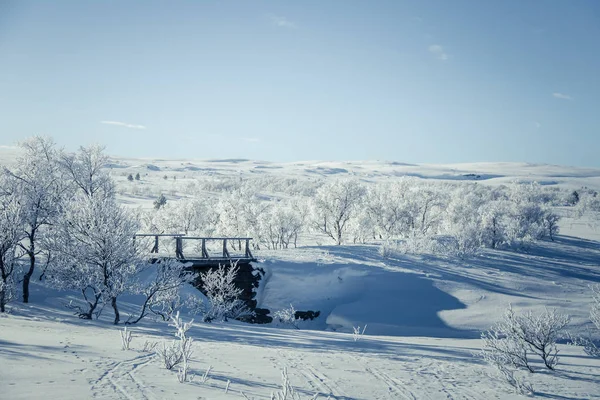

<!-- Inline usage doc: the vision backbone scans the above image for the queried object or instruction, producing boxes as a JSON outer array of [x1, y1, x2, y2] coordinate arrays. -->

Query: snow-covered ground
[[1, 154, 600, 399], [2, 255, 600, 400]]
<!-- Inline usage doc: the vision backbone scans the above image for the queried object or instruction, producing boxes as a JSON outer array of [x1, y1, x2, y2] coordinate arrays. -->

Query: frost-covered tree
[[361, 180, 412, 240], [543, 211, 560, 241], [59, 144, 114, 199], [311, 179, 365, 245], [4, 137, 67, 303], [260, 200, 307, 249], [214, 186, 269, 250], [409, 184, 446, 236], [499, 182, 560, 247], [0, 175, 25, 312], [480, 200, 509, 249], [443, 186, 486, 255], [47, 194, 141, 324], [216, 187, 249, 237]]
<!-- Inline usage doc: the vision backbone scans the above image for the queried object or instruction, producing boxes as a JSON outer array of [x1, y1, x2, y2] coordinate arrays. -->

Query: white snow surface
[[1, 156, 600, 399]]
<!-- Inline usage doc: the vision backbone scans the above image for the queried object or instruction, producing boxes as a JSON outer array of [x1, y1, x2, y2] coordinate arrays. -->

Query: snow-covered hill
[[1, 151, 600, 398]]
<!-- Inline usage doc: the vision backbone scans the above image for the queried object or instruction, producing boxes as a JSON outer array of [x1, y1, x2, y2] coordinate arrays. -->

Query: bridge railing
[[134, 234, 254, 261]]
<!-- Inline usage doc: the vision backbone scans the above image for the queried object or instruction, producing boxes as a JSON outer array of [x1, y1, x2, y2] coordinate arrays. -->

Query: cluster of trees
[[0, 136, 567, 316], [0, 138, 196, 321], [143, 177, 562, 255]]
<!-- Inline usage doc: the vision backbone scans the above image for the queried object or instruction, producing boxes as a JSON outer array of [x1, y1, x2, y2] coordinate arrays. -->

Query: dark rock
[[294, 310, 321, 321], [240, 308, 272, 324]]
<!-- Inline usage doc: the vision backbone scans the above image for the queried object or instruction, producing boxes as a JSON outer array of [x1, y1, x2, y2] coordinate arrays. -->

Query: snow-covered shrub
[[481, 307, 535, 395], [201, 263, 250, 322], [378, 242, 395, 258], [451, 222, 484, 257], [273, 304, 299, 329], [482, 347, 534, 397], [156, 311, 194, 374], [481, 319, 533, 373], [482, 306, 570, 372], [569, 285, 600, 357], [352, 325, 367, 342], [156, 341, 184, 370], [395, 232, 448, 255], [508, 307, 570, 370], [171, 311, 194, 383], [120, 326, 133, 350]]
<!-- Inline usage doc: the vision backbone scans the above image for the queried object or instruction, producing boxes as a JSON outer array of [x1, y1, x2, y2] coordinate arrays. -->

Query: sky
[[0, 1, 599, 167]]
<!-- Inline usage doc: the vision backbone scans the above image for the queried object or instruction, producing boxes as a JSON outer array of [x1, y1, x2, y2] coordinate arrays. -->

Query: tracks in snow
[[354, 354, 480, 400], [91, 353, 156, 400], [363, 365, 417, 400], [277, 351, 350, 399]]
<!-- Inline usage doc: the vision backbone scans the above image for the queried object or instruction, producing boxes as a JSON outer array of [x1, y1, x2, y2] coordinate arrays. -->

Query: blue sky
[[1, 1, 599, 166]]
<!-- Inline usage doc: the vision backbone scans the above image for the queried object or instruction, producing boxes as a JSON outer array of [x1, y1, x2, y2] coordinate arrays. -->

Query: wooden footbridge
[[134, 234, 256, 266], [135, 234, 268, 322]]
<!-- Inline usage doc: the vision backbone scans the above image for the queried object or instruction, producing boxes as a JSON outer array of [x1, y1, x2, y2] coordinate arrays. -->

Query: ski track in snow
[[91, 353, 156, 400], [363, 365, 416, 400], [352, 353, 483, 400], [276, 350, 349, 399]]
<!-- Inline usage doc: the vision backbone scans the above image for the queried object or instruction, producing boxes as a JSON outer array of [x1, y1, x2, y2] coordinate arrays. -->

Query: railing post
[[246, 238, 254, 260], [201, 238, 209, 258], [223, 239, 230, 258], [175, 237, 184, 259], [151, 235, 159, 253]]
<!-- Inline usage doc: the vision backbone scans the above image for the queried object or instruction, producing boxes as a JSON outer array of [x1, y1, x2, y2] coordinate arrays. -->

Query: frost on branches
[[273, 304, 299, 329], [311, 179, 365, 245], [0, 174, 25, 312], [4, 137, 67, 303], [155, 311, 194, 382], [570, 285, 600, 357], [59, 144, 114, 199], [481, 305, 570, 373], [201, 263, 250, 322], [47, 193, 141, 324], [128, 258, 197, 324]]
